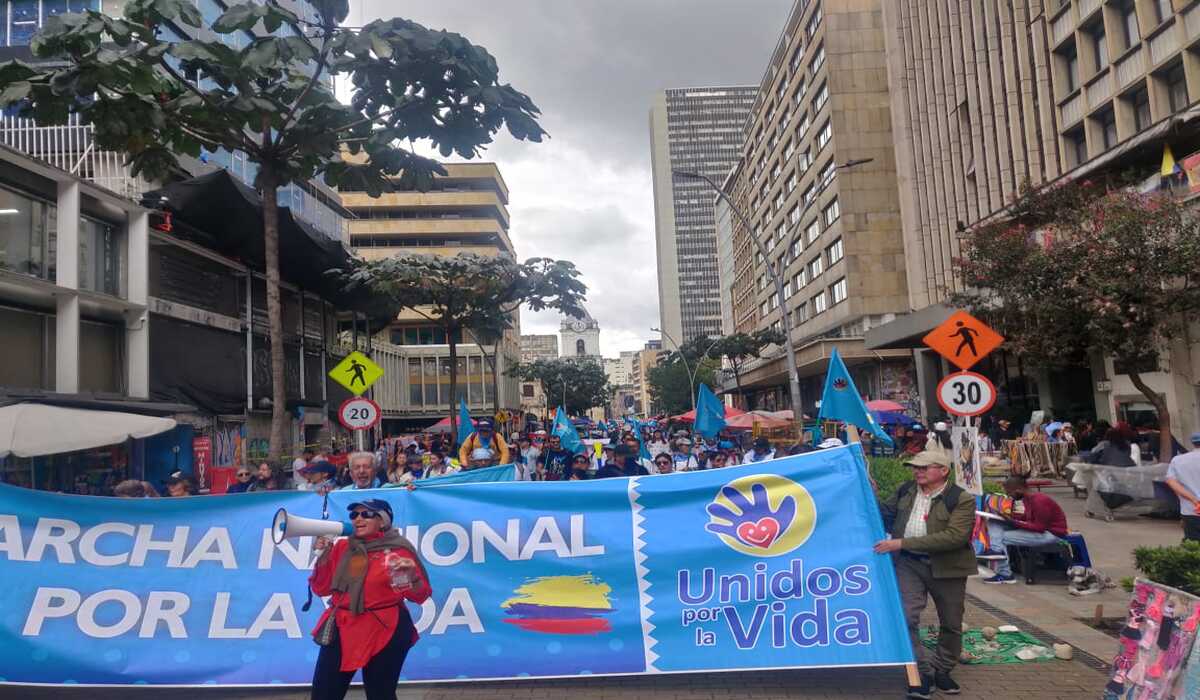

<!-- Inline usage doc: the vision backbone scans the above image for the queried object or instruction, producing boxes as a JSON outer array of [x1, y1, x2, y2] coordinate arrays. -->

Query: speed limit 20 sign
[[936, 371, 997, 417], [338, 397, 381, 431]]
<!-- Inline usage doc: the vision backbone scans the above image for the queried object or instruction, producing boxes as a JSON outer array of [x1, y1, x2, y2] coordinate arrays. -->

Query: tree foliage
[[344, 253, 587, 434], [648, 356, 718, 416], [0, 0, 547, 458], [952, 178, 1200, 458], [657, 330, 783, 406], [507, 357, 611, 416]]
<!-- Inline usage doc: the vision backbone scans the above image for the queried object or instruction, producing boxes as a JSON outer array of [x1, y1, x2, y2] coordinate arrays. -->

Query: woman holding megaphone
[[308, 498, 431, 700]]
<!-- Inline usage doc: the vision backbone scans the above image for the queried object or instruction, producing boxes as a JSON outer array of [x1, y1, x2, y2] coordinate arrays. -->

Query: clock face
[[572, 320, 586, 332]]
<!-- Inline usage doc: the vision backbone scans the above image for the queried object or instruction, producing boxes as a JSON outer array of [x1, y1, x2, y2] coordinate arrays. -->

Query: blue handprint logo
[[705, 474, 817, 557]]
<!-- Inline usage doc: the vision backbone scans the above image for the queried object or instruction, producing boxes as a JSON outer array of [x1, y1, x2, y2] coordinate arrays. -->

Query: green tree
[[345, 253, 586, 437], [953, 179, 1200, 460], [0, 0, 546, 459], [710, 329, 785, 406], [648, 356, 718, 416], [508, 357, 611, 417]]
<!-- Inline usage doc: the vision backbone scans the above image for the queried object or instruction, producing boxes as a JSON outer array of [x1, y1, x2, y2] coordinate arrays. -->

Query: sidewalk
[[967, 482, 1184, 661]]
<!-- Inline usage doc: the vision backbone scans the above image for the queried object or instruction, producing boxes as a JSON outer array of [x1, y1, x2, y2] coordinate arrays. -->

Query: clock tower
[[559, 309, 601, 362]]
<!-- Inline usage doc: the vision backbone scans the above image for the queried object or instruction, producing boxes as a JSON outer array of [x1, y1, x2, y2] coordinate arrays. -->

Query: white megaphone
[[271, 508, 352, 544]]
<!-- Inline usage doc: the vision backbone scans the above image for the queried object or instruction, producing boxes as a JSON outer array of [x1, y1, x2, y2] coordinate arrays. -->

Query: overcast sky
[[358, 0, 791, 357]]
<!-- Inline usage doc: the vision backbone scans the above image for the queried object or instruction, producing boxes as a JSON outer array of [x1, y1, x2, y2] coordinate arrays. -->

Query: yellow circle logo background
[[707, 474, 817, 557]]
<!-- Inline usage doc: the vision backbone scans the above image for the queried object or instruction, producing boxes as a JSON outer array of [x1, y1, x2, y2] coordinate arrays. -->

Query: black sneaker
[[934, 671, 961, 695], [906, 675, 933, 699]]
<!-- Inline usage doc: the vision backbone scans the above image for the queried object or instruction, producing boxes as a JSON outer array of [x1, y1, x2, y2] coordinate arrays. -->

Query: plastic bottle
[[384, 550, 413, 591]]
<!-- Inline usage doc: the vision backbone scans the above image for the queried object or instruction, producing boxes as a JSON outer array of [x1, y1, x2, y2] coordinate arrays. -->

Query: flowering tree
[[953, 179, 1200, 459]]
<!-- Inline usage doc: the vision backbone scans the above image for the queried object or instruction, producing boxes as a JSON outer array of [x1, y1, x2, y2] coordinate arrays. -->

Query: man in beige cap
[[874, 449, 975, 699]]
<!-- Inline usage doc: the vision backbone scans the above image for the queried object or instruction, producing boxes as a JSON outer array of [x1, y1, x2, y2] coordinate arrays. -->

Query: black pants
[[311, 619, 413, 700], [1184, 515, 1200, 542]]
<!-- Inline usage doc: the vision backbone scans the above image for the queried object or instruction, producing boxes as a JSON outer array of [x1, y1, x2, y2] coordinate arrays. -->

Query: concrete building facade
[[559, 309, 602, 363], [339, 163, 522, 430], [630, 340, 664, 416], [872, 0, 1200, 430], [724, 0, 914, 415], [518, 334, 559, 420], [650, 86, 757, 344]]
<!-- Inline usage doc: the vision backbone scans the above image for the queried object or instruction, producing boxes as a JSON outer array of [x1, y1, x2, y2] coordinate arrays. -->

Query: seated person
[[983, 475, 1069, 584]]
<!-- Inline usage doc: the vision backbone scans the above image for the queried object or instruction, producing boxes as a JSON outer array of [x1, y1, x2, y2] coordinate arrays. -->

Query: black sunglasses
[[349, 510, 380, 520], [236, 472, 251, 477], [655, 459, 671, 465]]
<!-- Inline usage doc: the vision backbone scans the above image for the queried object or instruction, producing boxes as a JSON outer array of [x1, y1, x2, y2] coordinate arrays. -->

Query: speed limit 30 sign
[[338, 397, 381, 431], [936, 371, 997, 417]]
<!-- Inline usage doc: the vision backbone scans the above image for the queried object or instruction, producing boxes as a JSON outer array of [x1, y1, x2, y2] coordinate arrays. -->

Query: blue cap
[[347, 498, 393, 523], [300, 460, 336, 476], [1190, 431, 1200, 445]]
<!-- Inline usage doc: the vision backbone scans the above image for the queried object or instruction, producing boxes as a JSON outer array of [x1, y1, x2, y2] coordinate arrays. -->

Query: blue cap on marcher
[[347, 498, 394, 528], [1190, 431, 1200, 445]]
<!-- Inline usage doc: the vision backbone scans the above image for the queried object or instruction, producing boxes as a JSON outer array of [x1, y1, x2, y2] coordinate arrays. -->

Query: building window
[[1167, 63, 1189, 112], [794, 78, 808, 106], [798, 148, 812, 173], [816, 120, 833, 150], [796, 112, 810, 140], [790, 239, 802, 260], [806, 3, 823, 38], [812, 291, 827, 315], [1061, 45, 1079, 93], [788, 204, 801, 225], [813, 81, 829, 112], [794, 301, 810, 324], [392, 326, 464, 346], [1098, 109, 1118, 149], [808, 256, 824, 279], [1120, 0, 1139, 49], [1153, 0, 1172, 24], [1132, 86, 1151, 130], [783, 279, 793, 299], [1066, 128, 1088, 166], [760, 300, 769, 317], [830, 277, 847, 305], [805, 220, 820, 244], [786, 170, 798, 193], [790, 44, 806, 73], [795, 270, 806, 288], [784, 139, 795, 159], [522, 384, 535, 398], [1088, 23, 1107, 71], [822, 198, 841, 227], [819, 160, 836, 188], [576, 338, 587, 355], [802, 183, 816, 207], [0, 186, 52, 281], [811, 44, 826, 74], [826, 237, 844, 265]]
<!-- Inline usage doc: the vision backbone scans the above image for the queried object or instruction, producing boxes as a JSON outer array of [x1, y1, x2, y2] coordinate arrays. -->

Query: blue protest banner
[[0, 445, 912, 687]]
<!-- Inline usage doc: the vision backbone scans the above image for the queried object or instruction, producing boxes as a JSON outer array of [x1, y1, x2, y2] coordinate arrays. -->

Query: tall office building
[[870, 0, 1200, 429], [723, 0, 913, 414], [650, 86, 757, 345], [339, 163, 523, 430]]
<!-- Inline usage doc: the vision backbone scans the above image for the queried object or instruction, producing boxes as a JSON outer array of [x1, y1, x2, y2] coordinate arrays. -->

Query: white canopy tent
[[0, 403, 177, 459]]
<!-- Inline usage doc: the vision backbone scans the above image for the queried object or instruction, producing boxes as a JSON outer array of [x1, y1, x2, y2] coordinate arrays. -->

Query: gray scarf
[[329, 530, 419, 614]]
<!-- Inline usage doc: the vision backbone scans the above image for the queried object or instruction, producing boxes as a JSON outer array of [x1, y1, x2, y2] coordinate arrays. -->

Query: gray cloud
[[358, 0, 790, 354]]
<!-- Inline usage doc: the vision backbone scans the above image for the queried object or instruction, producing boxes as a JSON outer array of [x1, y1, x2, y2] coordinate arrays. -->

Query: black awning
[[144, 170, 387, 316]]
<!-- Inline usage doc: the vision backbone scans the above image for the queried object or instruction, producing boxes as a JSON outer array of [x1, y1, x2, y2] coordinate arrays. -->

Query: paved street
[[3, 594, 1107, 700]]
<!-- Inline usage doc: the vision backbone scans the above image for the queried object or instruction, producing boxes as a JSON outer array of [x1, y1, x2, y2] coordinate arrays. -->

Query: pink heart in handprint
[[736, 517, 781, 549]]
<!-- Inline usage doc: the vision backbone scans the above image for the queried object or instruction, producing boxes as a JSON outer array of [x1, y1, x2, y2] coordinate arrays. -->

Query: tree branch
[[274, 26, 334, 148], [156, 57, 258, 152]]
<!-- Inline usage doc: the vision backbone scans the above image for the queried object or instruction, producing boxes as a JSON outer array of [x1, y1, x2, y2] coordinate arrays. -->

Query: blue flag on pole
[[457, 398, 473, 446], [694, 383, 726, 439], [552, 406, 585, 454], [625, 416, 654, 461], [817, 348, 894, 447]]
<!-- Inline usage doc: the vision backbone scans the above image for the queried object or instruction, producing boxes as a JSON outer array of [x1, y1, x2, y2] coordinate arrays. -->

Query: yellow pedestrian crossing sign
[[330, 351, 383, 396]]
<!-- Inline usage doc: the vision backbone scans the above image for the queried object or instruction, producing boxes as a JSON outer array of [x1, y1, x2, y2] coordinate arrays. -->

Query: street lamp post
[[672, 163, 873, 437]]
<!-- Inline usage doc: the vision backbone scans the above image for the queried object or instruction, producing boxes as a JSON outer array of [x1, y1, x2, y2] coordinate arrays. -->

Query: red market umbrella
[[426, 415, 477, 434], [866, 399, 905, 412], [670, 405, 748, 423]]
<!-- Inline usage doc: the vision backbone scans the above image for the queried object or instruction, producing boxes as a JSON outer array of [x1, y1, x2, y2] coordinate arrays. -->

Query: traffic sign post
[[338, 397, 381, 431], [329, 351, 384, 396], [936, 371, 997, 417], [922, 310, 1004, 371]]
